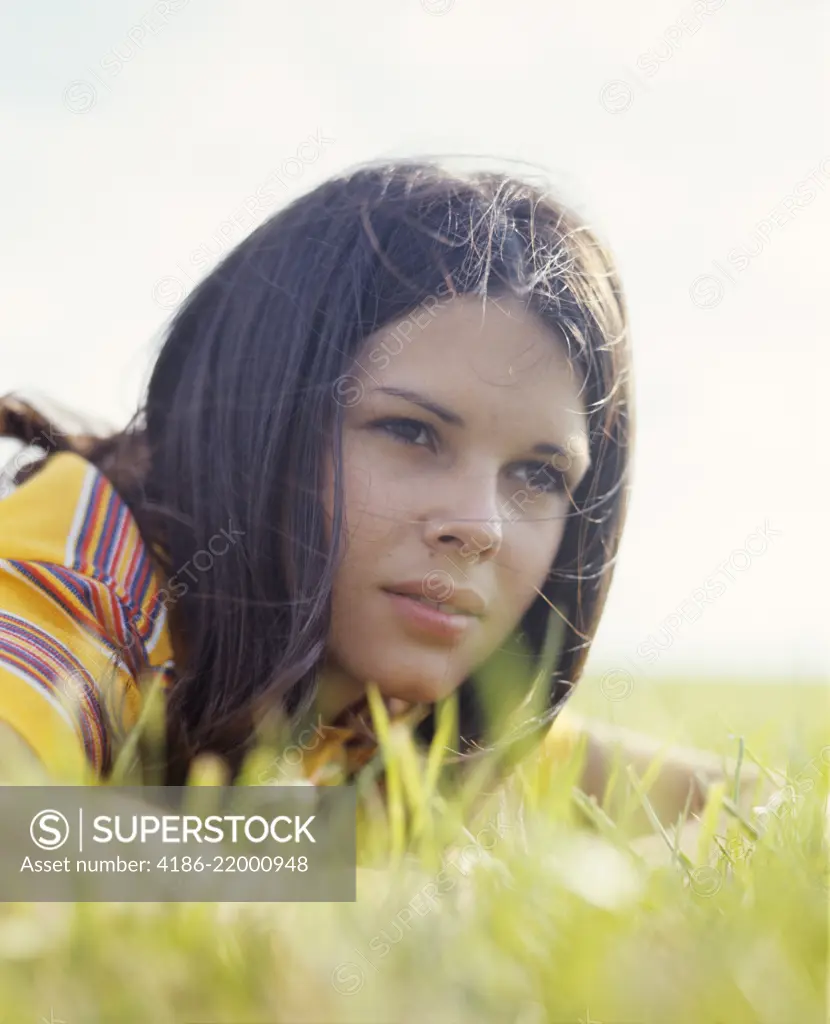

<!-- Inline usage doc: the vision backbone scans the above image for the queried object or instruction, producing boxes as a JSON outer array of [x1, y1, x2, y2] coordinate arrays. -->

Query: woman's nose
[[422, 511, 504, 564]]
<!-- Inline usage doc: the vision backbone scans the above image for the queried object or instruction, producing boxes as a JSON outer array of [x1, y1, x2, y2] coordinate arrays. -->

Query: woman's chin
[[374, 673, 462, 707]]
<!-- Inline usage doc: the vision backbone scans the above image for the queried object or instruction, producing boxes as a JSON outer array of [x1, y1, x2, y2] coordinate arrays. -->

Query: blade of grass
[[365, 682, 405, 865], [626, 764, 694, 874], [732, 735, 745, 806], [672, 778, 697, 862], [423, 693, 458, 801], [720, 791, 763, 841], [694, 779, 727, 864], [109, 672, 167, 786], [390, 720, 431, 848], [571, 788, 624, 845]]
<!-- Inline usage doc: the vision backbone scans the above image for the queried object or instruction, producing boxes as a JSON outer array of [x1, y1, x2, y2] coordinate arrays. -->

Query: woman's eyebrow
[[373, 386, 589, 468], [533, 441, 588, 465], [536, 441, 593, 484], [373, 386, 465, 427]]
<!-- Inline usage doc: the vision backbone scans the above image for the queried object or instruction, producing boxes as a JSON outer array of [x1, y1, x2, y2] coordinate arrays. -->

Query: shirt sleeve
[[0, 559, 142, 781], [510, 707, 588, 804], [543, 707, 585, 767]]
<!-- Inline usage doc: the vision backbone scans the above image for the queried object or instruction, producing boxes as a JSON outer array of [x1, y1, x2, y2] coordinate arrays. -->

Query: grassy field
[[0, 675, 826, 1024], [571, 673, 830, 760]]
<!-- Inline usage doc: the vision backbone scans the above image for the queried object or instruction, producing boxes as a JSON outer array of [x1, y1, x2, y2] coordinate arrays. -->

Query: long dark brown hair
[[0, 159, 633, 786]]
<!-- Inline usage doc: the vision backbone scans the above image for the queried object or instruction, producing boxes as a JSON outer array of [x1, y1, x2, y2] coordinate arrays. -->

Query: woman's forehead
[[355, 294, 589, 440]]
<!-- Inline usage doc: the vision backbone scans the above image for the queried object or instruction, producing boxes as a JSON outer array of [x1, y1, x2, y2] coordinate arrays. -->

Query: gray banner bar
[[0, 785, 355, 902]]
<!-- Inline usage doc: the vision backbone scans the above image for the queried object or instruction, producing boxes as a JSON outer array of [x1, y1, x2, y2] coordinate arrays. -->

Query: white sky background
[[0, 0, 827, 682]]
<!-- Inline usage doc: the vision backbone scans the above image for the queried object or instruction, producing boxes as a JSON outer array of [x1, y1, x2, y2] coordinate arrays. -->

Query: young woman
[[0, 160, 749, 827]]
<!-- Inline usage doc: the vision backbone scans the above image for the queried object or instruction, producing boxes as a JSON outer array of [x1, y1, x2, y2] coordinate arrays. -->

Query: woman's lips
[[383, 590, 474, 643]]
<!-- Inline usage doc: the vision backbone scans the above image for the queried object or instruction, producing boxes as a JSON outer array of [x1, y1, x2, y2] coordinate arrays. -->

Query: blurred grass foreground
[[0, 674, 827, 1024]]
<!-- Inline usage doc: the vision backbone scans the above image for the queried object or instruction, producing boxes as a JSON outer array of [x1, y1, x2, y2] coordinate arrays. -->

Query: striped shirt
[[0, 451, 175, 779], [0, 451, 581, 782]]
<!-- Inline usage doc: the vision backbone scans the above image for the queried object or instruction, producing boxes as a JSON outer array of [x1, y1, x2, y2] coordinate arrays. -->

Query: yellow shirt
[[0, 450, 582, 782], [0, 451, 175, 780]]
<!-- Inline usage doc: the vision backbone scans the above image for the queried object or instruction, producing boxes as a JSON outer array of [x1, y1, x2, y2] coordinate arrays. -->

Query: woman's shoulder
[[541, 706, 587, 765], [0, 450, 171, 659], [0, 450, 176, 778], [1, 451, 96, 564]]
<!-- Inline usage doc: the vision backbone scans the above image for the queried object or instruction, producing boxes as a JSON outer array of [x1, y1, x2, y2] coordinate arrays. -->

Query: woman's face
[[321, 293, 591, 710]]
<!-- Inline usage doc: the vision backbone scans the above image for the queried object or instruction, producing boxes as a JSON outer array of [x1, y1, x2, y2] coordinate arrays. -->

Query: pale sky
[[1, 0, 827, 681]]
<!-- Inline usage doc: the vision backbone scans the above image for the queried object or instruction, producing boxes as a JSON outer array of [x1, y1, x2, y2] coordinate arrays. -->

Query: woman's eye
[[372, 417, 436, 449], [513, 461, 566, 494]]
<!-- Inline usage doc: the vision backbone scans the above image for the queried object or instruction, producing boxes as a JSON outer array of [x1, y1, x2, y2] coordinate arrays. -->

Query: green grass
[[0, 676, 827, 1024], [574, 673, 830, 759]]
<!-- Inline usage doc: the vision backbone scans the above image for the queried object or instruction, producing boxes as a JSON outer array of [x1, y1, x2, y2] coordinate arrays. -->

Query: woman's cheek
[[502, 527, 563, 616], [343, 446, 409, 535]]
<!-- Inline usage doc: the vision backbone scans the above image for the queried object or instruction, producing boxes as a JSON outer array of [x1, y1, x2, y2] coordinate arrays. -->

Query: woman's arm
[[551, 710, 767, 833]]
